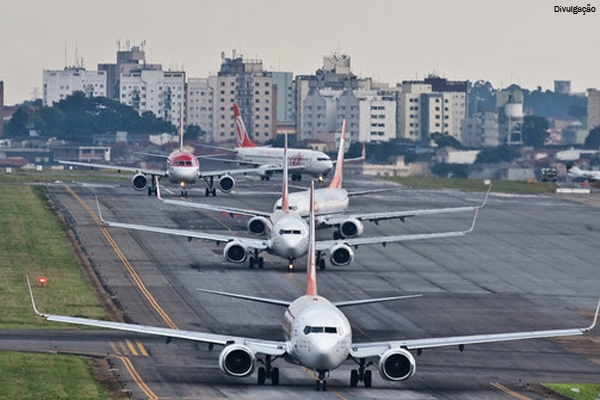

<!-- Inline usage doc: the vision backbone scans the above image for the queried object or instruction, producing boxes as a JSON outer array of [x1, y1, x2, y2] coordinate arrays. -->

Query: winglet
[[465, 207, 480, 234], [95, 196, 109, 226], [234, 104, 257, 148], [281, 132, 290, 213], [583, 298, 600, 332], [26, 275, 45, 317], [479, 181, 492, 209], [328, 119, 346, 190], [306, 180, 318, 296], [156, 177, 163, 200]]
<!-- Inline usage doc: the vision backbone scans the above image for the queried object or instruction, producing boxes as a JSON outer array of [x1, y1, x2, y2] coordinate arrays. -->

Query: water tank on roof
[[504, 103, 523, 118]]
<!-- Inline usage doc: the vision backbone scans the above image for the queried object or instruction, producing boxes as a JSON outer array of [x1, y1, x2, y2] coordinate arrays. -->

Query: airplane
[[28, 181, 600, 390], [566, 163, 600, 182], [97, 131, 482, 271], [156, 119, 488, 241], [58, 116, 262, 197], [203, 103, 335, 182]]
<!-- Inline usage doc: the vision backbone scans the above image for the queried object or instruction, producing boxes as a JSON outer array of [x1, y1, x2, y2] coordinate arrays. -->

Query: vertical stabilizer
[[281, 132, 290, 212], [328, 119, 347, 189], [234, 104, 258, 148], [306, 180, 318, 296], [179, 108, 185, 151]]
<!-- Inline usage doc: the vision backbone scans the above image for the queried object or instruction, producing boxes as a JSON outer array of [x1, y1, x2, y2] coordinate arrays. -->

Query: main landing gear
[[147, 179, 158, 196], [203, 176, 217, 197], [257, 355, 280, 386], [249, 249, 264, 269], [350, 358, 373, 387], [316, 252, 326, 271]]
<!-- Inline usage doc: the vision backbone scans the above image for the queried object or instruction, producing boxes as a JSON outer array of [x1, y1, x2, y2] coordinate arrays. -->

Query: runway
[[4, 172, 600, 399]]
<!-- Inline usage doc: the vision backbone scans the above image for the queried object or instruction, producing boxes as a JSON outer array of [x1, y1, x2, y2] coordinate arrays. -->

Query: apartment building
[[43, 67, 107, 106], [186, 77, 214, 136], [587, 89, 600, 131], [120, 69, 186, 127]]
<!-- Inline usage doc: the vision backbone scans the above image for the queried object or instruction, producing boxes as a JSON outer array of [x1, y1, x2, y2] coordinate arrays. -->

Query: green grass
[[0, 184, 113, 398], [0, 351, 109, 400], [544, 383, 600, 400], [385, 176, 559, 194]]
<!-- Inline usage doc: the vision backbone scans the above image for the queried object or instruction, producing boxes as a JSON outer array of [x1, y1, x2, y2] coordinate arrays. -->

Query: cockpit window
[[317, 157, 330, 161], [303, 326, 338, 335], [279, 229, 302, 235], [275, 205, 297, 210]]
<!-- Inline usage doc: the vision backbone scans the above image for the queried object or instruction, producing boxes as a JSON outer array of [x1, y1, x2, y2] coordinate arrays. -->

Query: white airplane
[[157, 119, 487, 242], [566, 163, 600, 181], [97, 132, 481, 271], [205, 103, 335, 182], [58, 117, 260, 197], [28, 181, 600, 390]]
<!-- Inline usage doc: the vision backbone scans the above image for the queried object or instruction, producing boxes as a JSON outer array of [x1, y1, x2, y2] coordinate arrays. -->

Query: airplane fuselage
[[283, 295, 352, 371], [167, 151, 200, 187], [236, 147, 333, 179], [268, 212, 310, 259], [274, 188, 349, 218]]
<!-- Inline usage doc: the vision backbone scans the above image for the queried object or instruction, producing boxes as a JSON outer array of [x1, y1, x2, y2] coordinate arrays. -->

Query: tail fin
[[178, 109, 185, 151], [280, 132, 290, 212], [234, 104, 257, 148], [328, 119, 347, 189], [306, 180, 318, 296]]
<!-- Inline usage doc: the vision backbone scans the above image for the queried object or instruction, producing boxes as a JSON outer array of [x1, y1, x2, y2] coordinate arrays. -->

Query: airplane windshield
[[174, 160, 193, 166], [279, 229, 302, 235], [317, 157, 330, 161], [303, 326, 338, 335]]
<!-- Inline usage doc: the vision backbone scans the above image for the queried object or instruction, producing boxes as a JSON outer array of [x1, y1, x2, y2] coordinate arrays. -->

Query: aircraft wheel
[[271, 367, 279, 386], [364, 370, 372, 388], [258, 257, 264, 269], [205, 188, 210, 197], [212, 188, 217, 196], [257, 367, 266, 385], [333, 231, 340, 240], [318, 259, 326, 271], [249, 257, 255, 269], [350, 369, 358, 387]]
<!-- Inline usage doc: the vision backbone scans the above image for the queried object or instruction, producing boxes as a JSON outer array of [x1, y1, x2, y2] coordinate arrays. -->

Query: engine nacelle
[[223, 241, 248, 263], [378, 348, 416, 381], [247, 216, 271, 236], [218, 344, 256, 378], [131, 173, 148, 191], [329, 243, 354, 266], [218, 175, 235, 193], [339, 218, 364, 238]]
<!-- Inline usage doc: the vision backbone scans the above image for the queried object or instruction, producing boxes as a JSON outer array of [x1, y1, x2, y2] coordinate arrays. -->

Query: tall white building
[[186, 78, 214, 136], [43, 67, 107, 106], [120, 70, 186, 127], [587, 89, 600, 132], [356, 92, 396, 143], [210, 54, 274, 144]]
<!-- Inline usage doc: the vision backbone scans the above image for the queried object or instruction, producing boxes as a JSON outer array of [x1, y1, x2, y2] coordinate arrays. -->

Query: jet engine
[[329, 243, 354, 266], [247, 216, 271, 236], [223, 241, 248, 263], [339, 218, 364, 238], [378, 348, 416, 381], [131, 173, 149, 191], [218, 344, 256, 377], [218, 175, 235, 193]]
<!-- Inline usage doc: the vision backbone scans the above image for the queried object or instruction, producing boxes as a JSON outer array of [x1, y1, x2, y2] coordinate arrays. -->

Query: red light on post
[[38, 276, 47, 286]]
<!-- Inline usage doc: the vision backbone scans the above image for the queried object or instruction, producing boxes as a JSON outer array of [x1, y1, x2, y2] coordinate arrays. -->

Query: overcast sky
[[1, 0, 598, 104]]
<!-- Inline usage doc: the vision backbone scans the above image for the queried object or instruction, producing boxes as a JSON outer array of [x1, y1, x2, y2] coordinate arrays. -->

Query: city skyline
[[1, 0, 598, 105]]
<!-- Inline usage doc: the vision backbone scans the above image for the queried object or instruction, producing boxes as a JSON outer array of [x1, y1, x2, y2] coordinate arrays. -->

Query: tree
[[5, 106, 29, 136], [475, 144, 519, 164], [521, 115, 549, 147], [431, 132, 462, 149], [584, 126, 600, 149]]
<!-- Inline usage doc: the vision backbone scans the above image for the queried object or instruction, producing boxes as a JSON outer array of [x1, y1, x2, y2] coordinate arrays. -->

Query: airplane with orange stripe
[[28, 180, 599, 390]]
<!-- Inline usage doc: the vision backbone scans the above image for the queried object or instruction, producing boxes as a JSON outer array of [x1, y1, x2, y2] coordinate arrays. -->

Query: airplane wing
[[58, 160, 167, 178], [97, 198, 270, 250], [322, 183, 491, 227], [350, 300, 600, 359], [27, 276, 285, 356], [156, 181, 272, 218], [314, 208, 479, 252], [320, 205, 478, 227]]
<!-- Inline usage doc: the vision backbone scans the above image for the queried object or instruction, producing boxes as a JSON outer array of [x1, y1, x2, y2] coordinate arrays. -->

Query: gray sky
[[1, 0, 598, 104]]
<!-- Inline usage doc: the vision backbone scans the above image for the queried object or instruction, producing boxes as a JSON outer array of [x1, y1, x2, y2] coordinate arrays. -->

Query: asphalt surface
[[3, 170, 600, 399]]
